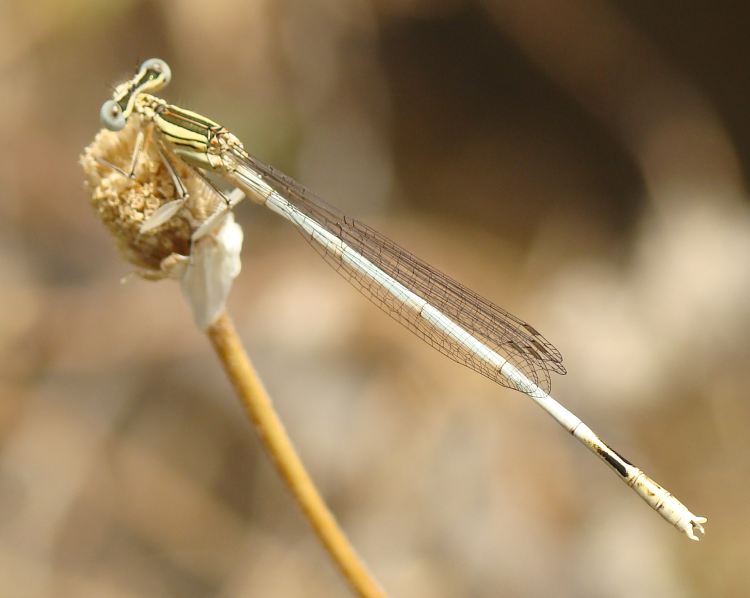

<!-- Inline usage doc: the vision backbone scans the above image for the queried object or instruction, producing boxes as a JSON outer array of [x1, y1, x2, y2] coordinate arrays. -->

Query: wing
[[230, 147, 565, 394]]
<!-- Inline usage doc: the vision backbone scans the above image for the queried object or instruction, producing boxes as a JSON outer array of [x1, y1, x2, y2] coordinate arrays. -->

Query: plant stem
[[206, 312, 386, 598]]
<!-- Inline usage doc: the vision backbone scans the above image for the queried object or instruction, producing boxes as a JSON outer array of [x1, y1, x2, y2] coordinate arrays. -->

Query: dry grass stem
[[207, 312, 385, 598]]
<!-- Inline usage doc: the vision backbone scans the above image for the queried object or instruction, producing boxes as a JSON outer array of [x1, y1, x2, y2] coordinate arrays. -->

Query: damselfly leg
[[95, 127, 146, 179]]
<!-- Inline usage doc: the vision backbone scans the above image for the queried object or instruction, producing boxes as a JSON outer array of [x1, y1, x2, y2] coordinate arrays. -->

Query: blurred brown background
[[1, 1, 748, 596]]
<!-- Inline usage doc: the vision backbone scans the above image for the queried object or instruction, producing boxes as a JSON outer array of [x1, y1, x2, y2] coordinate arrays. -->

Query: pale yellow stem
[[206, 312, 386, 598]]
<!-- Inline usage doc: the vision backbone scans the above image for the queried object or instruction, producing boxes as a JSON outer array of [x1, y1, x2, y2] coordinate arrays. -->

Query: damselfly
[[97, 58, 706, 540]]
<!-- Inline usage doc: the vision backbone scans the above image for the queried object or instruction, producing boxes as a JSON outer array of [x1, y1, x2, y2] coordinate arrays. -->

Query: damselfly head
[[100, 58, 172, 131]]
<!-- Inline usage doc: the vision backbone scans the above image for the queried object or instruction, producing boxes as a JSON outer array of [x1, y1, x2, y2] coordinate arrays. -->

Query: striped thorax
[[99, 57, 247, 179]]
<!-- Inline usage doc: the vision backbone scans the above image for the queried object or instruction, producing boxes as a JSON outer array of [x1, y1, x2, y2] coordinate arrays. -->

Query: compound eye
[[140, 57, 172, 87], [100, 100, 127, 131]]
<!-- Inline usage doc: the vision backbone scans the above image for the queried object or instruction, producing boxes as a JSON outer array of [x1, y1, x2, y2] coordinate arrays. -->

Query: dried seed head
[[80, 120, 222, 270], [80, 121, 243, 329]]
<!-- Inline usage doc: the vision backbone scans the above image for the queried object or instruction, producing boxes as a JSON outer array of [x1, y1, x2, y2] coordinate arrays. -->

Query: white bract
[[182, 211, 243, 329], [152, 211, 243, 329]]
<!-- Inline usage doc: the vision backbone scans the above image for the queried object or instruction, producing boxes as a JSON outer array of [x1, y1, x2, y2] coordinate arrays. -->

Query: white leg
[[139, 146, 190, 233], [96, 128, 146, 179]]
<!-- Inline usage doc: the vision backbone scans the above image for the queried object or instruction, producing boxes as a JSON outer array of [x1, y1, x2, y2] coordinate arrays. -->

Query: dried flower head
[[80, 121, 243, 329], [80, 119, 223, 270]]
